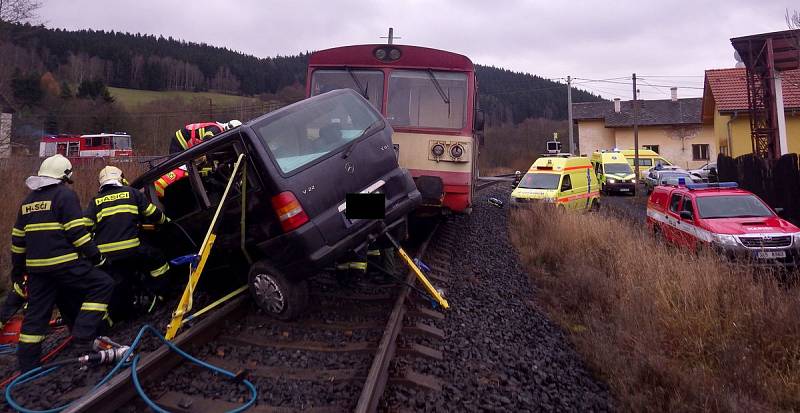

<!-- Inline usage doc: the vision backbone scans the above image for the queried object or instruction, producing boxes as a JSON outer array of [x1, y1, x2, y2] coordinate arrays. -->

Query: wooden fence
[[717, 153, 800, 225]]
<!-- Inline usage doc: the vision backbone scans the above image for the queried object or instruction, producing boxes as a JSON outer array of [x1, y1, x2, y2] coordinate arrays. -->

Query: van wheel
[[590, 199, 600, 212], [248, 261, 308, 320]]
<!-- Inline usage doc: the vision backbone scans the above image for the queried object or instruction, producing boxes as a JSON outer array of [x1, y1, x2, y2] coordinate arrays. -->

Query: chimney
[[671, 87, 678, 102], [613, 98, 621, 113]]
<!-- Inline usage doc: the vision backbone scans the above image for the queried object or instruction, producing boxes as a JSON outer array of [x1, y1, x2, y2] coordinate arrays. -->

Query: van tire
[[590, 199, 600, 212], [248, 261, 308, 321]]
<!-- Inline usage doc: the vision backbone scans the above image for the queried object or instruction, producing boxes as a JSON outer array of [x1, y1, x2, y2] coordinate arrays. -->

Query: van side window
[[682, 197, 694, 216], [193, 141, 255, 207], [560, 174, 572, 191], [669, 193, 682, 213]]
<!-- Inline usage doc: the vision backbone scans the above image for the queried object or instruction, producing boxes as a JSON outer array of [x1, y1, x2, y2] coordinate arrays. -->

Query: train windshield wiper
[[345, 67, 369, 99], [342, 119, 383, 159], [426, 69, 450, 105]]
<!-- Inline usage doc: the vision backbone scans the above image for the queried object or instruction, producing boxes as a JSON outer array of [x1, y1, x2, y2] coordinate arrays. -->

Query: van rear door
[[251, 90, 400, 244]]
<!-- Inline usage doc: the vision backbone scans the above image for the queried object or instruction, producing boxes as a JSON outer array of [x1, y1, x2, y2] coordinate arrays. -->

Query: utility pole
[[380, 27, 401, 45], [567, 75, 574, 154], [208, 98, 213, 119], [632, 73, 640, 185]]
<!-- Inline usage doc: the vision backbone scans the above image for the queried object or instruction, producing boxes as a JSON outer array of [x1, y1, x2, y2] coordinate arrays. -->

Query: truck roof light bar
[[686, 182, 738, 190]]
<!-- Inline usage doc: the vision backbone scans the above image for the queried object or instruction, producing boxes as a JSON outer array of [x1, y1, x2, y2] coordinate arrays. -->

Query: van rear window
[[253, 92, 381, 174]]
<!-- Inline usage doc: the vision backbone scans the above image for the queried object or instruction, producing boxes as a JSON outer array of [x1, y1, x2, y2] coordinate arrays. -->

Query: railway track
[[62, 221, 449, 413]]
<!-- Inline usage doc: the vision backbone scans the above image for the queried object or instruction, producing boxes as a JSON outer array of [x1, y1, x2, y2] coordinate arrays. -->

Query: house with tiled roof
[[702, 67, 800, 156], [573, 91, 716, 169]]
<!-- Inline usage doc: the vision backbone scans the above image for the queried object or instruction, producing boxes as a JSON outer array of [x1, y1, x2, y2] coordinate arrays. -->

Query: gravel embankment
[[383, 185, 614, 412]]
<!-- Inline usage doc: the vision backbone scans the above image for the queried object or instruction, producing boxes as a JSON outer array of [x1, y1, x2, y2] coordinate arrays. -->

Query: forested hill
[[0, 22, 603, 123]]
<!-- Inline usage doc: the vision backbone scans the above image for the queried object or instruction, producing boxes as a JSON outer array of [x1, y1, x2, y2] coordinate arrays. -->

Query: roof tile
[[572, 98, 702, 127], [704, 68, 800, 111]]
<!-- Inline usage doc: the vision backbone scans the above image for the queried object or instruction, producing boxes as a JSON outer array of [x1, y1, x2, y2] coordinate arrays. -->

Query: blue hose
[[5, 324, 257, 413]]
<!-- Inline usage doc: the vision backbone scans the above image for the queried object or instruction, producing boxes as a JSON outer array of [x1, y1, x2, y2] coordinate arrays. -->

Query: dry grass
[[510, 205, 800, 412], [0, 157, 146, 288]]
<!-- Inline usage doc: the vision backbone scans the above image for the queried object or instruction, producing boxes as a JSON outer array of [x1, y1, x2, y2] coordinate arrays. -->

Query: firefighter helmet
[[98, 165, 124, 186], [224, 120, 242, 130], [38, 154, 73, 181]]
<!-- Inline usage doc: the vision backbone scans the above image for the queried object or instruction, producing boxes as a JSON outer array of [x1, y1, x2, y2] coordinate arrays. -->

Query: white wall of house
[[576, 119, 615, 155], [613, 124, 716, 169]]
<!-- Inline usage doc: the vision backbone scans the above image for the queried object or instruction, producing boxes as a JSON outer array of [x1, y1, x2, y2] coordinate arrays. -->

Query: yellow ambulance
[[619, 149, 673, 181], [590, 151, 636, 195], [510, 156, 601, 211]]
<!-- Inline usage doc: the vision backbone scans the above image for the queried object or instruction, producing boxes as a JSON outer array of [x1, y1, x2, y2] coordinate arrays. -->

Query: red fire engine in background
[[39, 133, 133, 159]]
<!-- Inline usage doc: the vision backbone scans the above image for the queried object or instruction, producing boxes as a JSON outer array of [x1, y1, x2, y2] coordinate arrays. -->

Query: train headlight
[[450, 144, 464, 159], [431, 143, 445, 157], [389, 48, 401, 60], [374, 49, 387, 60]]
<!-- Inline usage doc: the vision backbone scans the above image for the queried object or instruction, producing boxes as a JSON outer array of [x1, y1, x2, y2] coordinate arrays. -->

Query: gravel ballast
[[383, 185, 614, 411]]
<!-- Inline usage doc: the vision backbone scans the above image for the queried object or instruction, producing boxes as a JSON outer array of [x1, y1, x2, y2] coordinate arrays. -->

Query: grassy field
[[510, 204, 800, 412], [108, 87, 262, 109]]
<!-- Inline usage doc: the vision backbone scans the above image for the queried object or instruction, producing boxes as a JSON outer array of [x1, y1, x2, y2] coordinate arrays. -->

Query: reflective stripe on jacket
[[85, 185, 167, 258], [11, 184, 100, 273]]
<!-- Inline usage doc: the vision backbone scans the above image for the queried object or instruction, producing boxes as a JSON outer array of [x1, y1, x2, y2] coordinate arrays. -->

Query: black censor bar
[[345, 193, 385, 220]]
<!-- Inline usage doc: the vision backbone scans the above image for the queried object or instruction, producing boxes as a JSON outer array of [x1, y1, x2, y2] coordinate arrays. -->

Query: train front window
[[387, 70, 467, 130], [310, 69, 384, 111]]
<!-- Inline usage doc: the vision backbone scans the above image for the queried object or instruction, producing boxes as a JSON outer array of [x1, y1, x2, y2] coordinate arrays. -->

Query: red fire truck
[[39, 133, 133, 159]]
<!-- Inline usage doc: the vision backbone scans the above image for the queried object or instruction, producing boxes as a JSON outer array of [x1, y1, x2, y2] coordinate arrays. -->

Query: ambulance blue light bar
[[686, 182, 738, 190]]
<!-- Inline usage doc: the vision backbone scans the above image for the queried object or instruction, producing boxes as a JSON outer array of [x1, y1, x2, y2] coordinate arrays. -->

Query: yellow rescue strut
[[165, 154, 246, 340], [384, 233, 449, 309]]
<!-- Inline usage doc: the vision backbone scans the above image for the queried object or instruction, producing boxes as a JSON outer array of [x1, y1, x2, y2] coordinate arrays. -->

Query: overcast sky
[[38, 0, 797, 100]]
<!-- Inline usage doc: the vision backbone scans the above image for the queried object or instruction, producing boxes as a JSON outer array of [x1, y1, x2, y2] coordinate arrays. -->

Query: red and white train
[[307, 44, 483, 214], [39, 133, 133, 159]]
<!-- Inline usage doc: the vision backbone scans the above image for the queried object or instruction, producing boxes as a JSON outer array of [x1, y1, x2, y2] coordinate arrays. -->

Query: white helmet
[[38, 154, 73, 181], [224, 120, 242, 131], [98, 165, 124, 186]]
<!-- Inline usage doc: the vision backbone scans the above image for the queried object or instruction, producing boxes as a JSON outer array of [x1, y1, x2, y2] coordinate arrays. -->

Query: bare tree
[[0, 0, 41, 24], [787, 9, 800, 49]]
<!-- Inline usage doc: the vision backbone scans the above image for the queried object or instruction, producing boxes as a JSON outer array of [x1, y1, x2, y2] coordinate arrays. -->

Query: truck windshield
[[254, 91, 381, 174], [310, 69, 384, 111], [387, 70, 467, 130], [113, 136, 131, 149], [604, 163, 631, 174], [696, 195, 774, 219], [518, 173, 560, 190]]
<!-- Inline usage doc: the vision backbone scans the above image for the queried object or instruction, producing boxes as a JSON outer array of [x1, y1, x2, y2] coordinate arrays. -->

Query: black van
[[132, 90, 421, 319]]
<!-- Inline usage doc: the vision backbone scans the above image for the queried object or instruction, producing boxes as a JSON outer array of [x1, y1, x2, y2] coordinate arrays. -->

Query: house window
[[643, 145, 659, 153], [692, 144, 710, 161]]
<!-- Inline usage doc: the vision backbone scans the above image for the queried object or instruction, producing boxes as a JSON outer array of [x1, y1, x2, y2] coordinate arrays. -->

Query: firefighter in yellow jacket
[[10, 155, 114, 372], [85, 166, 170, 319]]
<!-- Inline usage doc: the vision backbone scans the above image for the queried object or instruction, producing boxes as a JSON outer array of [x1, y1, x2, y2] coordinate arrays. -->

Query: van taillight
[[271, 191, 309, 232]]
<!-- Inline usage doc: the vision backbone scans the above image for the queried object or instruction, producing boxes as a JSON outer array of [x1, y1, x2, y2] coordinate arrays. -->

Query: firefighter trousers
[[106, 243, 170, 320], [18, 264, 114, 372]]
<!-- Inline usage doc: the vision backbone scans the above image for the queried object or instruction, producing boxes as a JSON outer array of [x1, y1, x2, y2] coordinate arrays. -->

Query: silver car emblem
[[345, 161, 355, 174]]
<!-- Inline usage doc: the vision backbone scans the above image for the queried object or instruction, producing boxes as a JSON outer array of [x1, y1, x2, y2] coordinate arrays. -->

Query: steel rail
[[355, 222, 440, 413], [64, 295, 249, 413]]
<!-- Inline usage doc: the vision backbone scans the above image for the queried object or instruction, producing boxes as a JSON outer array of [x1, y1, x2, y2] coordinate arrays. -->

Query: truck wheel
[[248, 261, 308, 321]]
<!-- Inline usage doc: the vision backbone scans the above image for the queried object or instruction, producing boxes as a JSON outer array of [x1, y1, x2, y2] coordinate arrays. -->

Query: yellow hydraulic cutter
[[383, 232, 449, 309], [165, 154, 246, 340]]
